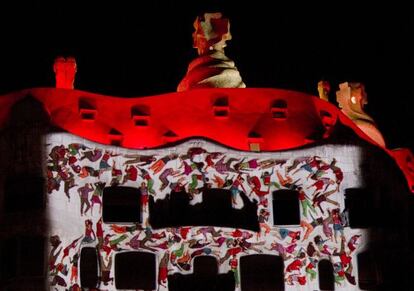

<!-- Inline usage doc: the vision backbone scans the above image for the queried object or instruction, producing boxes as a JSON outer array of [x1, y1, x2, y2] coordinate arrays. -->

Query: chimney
[[53, 56, 77, 89]]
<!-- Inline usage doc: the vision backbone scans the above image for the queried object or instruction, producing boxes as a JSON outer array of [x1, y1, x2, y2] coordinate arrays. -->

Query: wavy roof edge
[[1, 87, 412, 192]]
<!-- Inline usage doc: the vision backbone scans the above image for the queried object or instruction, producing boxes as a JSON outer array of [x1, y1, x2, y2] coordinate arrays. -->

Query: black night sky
[[0, 1, 413, 151]]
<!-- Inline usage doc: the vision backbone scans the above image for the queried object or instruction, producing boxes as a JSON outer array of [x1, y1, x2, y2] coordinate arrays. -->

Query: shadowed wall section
[[0, 97, 49, 290]]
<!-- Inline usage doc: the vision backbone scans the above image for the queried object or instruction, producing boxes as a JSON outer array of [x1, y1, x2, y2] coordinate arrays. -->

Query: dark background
[[0, 1, 412, 151]]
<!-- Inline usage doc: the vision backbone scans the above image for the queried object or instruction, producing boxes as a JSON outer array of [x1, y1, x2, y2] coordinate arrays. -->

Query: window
[[102, 186, 141, 223], [248, 132, 263, 152], [134, 118, 149, 126], [318, 260, 335, 290], [79, 98, 97, 121], [79, 110, 96, 121], [193, 255, 218, 276], [271, 99, 288, 120], [201, 189, 232, 227], [345, 188, 373, 228], [169, 190, 193, 226], [108, 128, 123, 146], [131, 105, 150, 127], [168, 256, 235, 291], [4, 176, 44, 212], [358, 251, 378, 290], [80, 247, 99, 288], [149, 189, 259, 231], [273, 190, 300, 225], [115, 252, 156, 290], [163, 130, 179, 143], [213, 108, 229, 118], [213, 96, 229, 118], [240, 255, 284, 291]]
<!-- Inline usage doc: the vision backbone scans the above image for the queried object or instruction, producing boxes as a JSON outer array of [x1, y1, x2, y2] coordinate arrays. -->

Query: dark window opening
[[131, 105, 150, 117], [163, 130, 179, 142], [271, 99, 288, 120], [110, 139, 122, 147], [193, 255, 218, 275], [134, 119, 149, 126], [214, 97, 229, 107], [103, 186, 141, 223], [108, 129, 123, 146], [214, 108, 229, 118], [131, 105, 150, 127], [79, 98, 96, 110], [169, 256, 235, 291], [80, 247, 99, 288], [272, 110, 287, 119], [4, 176, 44, 213], [79, 99, 97, 121], [149, 189, 259, 231], [240, 255, 284, 291], [273, 190, 300, 225], [345, 188, 373, 228], [108, 128, 122, 136], [272, 99, 287, 108], [213, 96, 229, 118], [169, 191, 194, 226], [248, 131, 262, 139], [318, 260, 335, 290], [115, 252, 156, 290], [80, 111, 96, 121], [358, 251, 378, 290]]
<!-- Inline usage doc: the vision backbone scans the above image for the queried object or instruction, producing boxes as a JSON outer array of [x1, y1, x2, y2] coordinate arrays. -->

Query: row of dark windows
[[2, 178, 375, 229], [0, 237, 378, 290], [103, 186, 374, 229], [147, 189, 258, 230], [80, 250, 378, 290]]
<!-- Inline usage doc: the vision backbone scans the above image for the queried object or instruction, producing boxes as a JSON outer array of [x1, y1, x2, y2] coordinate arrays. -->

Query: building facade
[[0, 12, 413, 291]]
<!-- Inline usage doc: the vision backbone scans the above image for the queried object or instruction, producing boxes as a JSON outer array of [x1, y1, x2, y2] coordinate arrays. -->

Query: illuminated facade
[[0, 12, 413, 291]]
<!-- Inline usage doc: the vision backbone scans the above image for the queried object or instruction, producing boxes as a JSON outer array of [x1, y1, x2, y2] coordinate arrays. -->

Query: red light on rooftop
[[54, 56, 77, 89]]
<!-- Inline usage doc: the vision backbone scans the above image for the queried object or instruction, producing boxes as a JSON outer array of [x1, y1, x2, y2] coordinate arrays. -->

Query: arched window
[[80, 247, 99, 288], [102, 186, 141, 223], [273, 190, 300, 225], [240, 255, 284, 291], [115, 252, 156, 290], [318, 259, 335, 290]]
